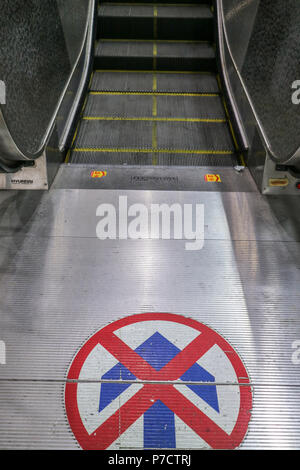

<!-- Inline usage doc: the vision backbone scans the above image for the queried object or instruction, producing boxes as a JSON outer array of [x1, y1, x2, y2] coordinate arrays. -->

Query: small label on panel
[[205, 174, 222, 183], [91, 171, 107, 178], [268, 178, 289, 187]]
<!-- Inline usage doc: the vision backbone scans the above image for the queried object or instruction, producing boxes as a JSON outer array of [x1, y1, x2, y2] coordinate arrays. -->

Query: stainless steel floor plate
[[0, 170, 300, 449]]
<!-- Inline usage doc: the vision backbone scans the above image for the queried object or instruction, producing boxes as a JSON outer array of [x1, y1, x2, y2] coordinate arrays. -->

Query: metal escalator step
[[156, 72, 219, 92], [158, 121, 233, 149], [98, 5, 153, 40], [94, 40, 216, 71], [73, 120, 234, 152], [91, 71, 219, 93], [98, 4, 213, 41], [84, 93, 226, 120], [69, 150, 236, 166], [92, 70, 154, 91], [157, 41, 215, 71], [157, 5, 213, 40], [100, 0, 212, 4]]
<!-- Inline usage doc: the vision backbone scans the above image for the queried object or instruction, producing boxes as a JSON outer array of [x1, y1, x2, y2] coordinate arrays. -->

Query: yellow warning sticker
[[205, 174, 222, 183], [91, 171, 107, 178], [268, 178, 289, 187]]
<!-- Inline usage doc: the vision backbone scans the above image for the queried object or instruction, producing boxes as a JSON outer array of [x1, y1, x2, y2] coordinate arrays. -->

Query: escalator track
[[67, 0, 239, 167]]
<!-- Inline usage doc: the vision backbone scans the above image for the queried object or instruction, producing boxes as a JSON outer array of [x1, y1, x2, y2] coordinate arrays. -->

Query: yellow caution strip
[[73, 148, 234, 155], [105, 3, 202, 6], [153, 74, 157, 92], [89, 91, 219, 96], [83, 116, 227, 123], [94, 69, 215, 75], [99, 38, 208, 44], [152, 99, 158, 117], [153, 6, 158, 40], [152, 46, 158, 165], [153, 42, 157, 71], [88, 71, 94, 89], [152, 124, 158, 163]]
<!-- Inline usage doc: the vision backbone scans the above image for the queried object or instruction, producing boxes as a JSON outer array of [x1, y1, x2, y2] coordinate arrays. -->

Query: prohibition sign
[[65, 313, 252, 449]]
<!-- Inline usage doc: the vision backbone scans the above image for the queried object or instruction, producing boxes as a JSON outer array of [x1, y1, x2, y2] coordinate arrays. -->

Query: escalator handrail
[[218, 0, 300, 165], [0, 0, 96, 163]]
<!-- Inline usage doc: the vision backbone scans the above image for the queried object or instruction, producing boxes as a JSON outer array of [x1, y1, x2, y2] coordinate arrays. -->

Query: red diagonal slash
[[76, 383, 248, 450], [79, 331, 239, 449], [98, 330, 216, 381], [157, 385, 249, 449]]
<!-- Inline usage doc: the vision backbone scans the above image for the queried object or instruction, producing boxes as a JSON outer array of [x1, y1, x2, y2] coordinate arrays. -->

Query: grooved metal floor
[[0, 166, 300, 449]]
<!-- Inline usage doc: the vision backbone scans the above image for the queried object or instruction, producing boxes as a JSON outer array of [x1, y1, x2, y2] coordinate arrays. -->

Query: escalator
[[67, 0, 240, 168], [1, 0, 300, 452]]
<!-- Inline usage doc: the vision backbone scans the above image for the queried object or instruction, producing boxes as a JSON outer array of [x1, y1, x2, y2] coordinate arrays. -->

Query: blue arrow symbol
[[99, 332, 219, 448]]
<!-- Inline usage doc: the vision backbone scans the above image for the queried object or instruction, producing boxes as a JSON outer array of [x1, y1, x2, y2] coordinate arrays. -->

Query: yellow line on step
[[83, 116, 227, 123], [89, 91, 219, 97], [152, 45, 158, 166], [153, 42, 157, 71], [154, 6, 158, 39], [153, 74, 157, 92], [99, 39, 208, 44], [94, 69, 215, 75], [103, 3, 202, 6], [73, 148, 234, 155]]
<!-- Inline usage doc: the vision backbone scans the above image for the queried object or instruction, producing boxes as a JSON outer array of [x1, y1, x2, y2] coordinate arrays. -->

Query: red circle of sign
[[65, 313, 252, 450]]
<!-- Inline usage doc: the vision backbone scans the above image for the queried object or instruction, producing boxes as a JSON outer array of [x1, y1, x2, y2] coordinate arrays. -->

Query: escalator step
[[69, 150, 236, 167], [91, 70, 219, 93], [98, 4, 213, 41], [84, 93, 226, 120], [94, 40, 216, 71], [100, 0, 212, 4], [68, 0, 237, 168], [156, 5, 213, 41], [73, 120, 234, 153], [69, 151, 236, 168]]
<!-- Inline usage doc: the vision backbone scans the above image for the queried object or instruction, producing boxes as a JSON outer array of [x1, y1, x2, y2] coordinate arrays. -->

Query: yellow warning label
[[91, 171, 107, 178], [268, 178, 289, 187], [205, 174, 222, 183]]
